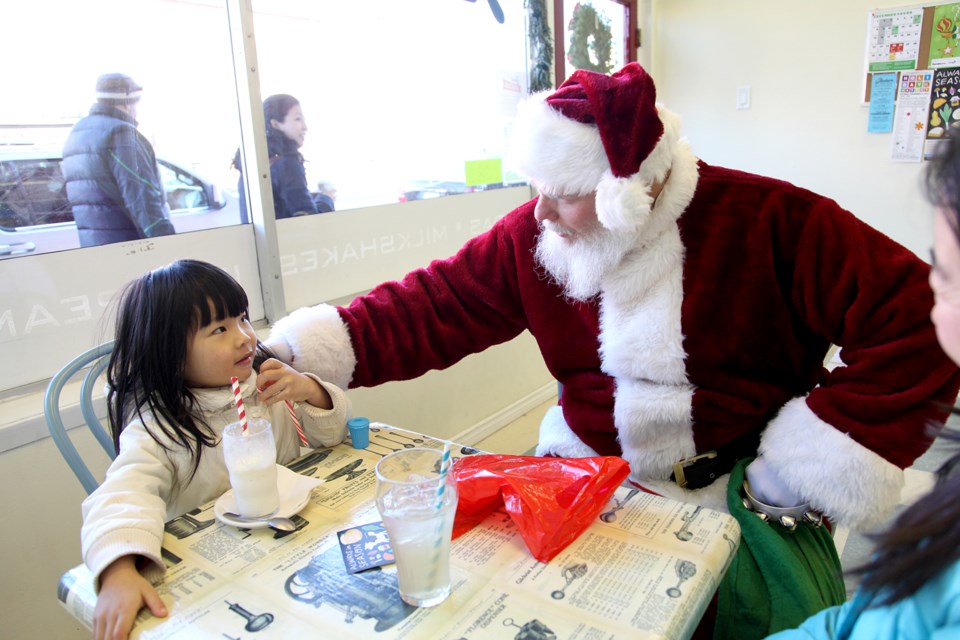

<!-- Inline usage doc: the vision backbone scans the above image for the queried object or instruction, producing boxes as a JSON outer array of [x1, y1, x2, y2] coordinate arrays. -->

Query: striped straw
[[434, 441, 452, 509], [284, 400, 309, 447], [230, 376, 248, 432], [427, 441, 454, 583]]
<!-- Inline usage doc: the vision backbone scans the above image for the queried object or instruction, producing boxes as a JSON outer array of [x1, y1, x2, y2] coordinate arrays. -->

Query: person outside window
[[62, 73, 174, 247], [233, 94, 321, 222]]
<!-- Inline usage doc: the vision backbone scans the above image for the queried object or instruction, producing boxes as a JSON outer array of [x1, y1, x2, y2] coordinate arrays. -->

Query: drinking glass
[[374, 448, 458, 607], [222, 418, 279, 517]]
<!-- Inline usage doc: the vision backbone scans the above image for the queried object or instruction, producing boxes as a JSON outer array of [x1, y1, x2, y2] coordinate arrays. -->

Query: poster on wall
[[868, 72, 898, 132], [892, 70, 934, 162], [867, 7, 924, 72], [928, 3, 960, 68], [925, 66, 960, 159]]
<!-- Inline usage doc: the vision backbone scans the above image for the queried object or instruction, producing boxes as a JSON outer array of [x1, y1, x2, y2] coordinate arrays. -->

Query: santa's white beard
[[535, 220, 639, 301]]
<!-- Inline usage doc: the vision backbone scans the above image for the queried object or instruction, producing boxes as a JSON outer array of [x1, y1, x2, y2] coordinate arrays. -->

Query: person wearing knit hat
[[62, 73, 173, 247], [94, 73, 143, 105], [265, 63, 960, 634]]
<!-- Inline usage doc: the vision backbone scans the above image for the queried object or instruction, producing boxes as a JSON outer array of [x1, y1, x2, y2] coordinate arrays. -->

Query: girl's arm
[[81, 421, 177, 589], [93, 555, 167, 640]]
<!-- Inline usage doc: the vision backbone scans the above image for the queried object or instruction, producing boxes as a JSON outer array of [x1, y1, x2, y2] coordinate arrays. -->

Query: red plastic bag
[[451, 455, 630, 562]]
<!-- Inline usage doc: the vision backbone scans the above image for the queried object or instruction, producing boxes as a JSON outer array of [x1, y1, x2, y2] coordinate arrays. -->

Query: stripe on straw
[[425, 441, 454, 586], [284, 400, 309, 447], [434, 441, 452, 510], [230, 376, 249, 432]]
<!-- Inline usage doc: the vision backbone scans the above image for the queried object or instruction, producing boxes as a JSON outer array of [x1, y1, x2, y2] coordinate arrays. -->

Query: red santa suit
[[269, 64, 959, 530]]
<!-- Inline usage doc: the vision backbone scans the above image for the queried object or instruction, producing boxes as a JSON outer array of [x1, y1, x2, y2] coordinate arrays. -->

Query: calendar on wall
[[868, 7, 924, 72]]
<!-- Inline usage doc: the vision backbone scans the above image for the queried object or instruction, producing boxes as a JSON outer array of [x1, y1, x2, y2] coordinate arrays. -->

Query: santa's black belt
[[669, 430, 761, 490]]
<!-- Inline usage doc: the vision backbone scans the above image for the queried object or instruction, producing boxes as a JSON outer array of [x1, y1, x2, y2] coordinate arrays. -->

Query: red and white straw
[[230, 376, 248, 432], [285, 400, 309, 447]]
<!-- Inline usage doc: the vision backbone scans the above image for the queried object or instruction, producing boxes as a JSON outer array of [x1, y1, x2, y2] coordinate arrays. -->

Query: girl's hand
[[94, 556, 167, 640], [257, 358, 332, 409]]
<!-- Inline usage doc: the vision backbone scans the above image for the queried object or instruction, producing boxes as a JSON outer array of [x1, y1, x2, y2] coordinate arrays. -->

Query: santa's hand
[[744, 456, 804, 508]]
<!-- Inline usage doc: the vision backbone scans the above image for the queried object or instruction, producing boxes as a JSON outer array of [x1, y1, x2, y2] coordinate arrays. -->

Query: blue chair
[[44, 340, 116, 494]]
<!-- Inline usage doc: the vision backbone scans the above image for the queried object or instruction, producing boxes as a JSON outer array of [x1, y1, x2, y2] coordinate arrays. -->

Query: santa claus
[[268, 63, 959, 533]]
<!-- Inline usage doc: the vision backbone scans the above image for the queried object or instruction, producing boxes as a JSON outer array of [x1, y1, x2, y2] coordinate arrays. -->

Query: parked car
[[397, 180, 479, 202], [0, 146, 241, 258]]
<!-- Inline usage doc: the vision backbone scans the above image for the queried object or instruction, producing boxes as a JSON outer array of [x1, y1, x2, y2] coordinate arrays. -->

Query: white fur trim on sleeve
[[759, 397, 904, 530], [535, 405, 601, 458], [267, 304, 356, 389]]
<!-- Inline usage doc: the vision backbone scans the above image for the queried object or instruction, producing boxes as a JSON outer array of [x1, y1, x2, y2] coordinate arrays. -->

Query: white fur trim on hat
[[267, 304, 356, 389], [508, 93, 610, 197], [759, 397, 904, 530]]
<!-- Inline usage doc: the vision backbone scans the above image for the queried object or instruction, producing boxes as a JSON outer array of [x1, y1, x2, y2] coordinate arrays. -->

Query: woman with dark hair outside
[[768, 137, 960, 638], [232, 94, 324, 222]]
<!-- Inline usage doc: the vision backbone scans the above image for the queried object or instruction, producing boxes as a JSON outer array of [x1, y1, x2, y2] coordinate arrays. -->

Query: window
[[0, 0, 244, 258], [0, 0, 539, 392], [555, 0, 634, 83]]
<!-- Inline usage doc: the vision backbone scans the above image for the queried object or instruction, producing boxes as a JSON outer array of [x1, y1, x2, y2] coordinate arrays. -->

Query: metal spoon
[[223, 512, 297, 532]]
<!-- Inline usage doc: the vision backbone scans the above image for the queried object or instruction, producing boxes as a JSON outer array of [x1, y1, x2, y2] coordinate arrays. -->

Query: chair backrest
[[44, 340, 116, 494]]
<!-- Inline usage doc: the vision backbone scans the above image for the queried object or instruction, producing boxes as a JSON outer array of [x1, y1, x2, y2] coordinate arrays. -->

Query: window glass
[[562, 0, 627, 80], [0, 0, 244, 259], [245, 0, 529, 214]]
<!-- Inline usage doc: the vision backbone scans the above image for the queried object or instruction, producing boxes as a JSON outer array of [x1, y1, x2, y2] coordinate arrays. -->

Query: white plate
[[214, 465, 322, 529]]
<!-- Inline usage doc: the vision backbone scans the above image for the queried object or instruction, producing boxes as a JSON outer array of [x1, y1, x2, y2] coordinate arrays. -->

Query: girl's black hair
[[107, 259, 274, 478], [262, 93, 300, 128], [851, 423, 960, 605], [850, 136, 960, 605], [926, 132, 960, 229]]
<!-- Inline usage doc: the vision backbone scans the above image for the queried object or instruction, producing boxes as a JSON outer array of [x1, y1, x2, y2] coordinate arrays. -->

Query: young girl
[[768, 138, 960, 638], [82, 259, 349, 640]]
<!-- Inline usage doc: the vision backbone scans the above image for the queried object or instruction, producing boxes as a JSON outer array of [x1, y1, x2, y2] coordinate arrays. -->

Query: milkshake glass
[[222, 418, 279, 517]]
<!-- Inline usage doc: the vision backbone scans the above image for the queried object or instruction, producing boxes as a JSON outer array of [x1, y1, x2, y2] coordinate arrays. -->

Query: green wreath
[[567, 2, 613, 74]]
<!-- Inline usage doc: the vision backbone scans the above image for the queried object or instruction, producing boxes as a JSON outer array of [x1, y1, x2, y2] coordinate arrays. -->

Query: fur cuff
[[759, 397, 904, 530], [267, 304, 356, 389], [634, 476, 731, 515], [536, 405, 601, 458]]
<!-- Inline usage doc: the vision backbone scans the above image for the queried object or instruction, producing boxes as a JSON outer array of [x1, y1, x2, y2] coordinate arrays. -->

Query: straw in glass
[[426, 441, 453, 584], [230, 376, 248, 432], [284, 399, 309, 447]]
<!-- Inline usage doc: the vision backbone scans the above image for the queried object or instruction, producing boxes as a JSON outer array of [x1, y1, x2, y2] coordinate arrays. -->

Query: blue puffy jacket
[[768, 559, 960, 639], [62, 104, 173, 247]]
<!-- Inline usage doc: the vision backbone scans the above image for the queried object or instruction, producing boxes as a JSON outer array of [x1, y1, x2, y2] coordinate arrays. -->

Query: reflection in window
[[562, 0, 627, 80], [247, 0, 530, 212]]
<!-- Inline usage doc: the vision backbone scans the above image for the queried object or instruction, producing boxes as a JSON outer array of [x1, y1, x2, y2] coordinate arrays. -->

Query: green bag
[[713, 458, 846, 639]]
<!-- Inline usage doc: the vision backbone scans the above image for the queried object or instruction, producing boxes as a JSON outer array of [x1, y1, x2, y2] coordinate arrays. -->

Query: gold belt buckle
[[672, 451, 718, 488]]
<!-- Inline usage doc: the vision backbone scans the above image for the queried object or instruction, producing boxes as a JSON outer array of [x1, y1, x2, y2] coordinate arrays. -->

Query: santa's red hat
[[509, 62, 679, 230]]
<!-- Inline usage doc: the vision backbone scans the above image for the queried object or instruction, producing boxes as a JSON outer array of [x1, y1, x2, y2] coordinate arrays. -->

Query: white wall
[[651, 0, 934, 258]]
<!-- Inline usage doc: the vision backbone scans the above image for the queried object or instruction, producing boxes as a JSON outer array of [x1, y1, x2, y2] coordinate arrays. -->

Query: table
[[58, 424, 741, 639]]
